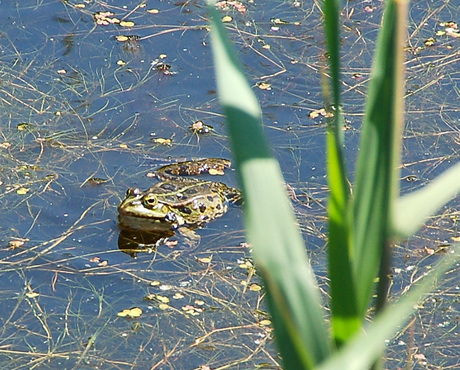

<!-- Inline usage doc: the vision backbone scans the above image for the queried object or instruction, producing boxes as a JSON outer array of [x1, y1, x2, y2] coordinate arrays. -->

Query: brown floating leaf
[[9, 239, 28, 249], [150, 138, 172, 146], [86, 177, 108, 186], [182, 304, 204, 315], [197, 256, 212, 264], [424, 37, 436, 47], [215, 1, 247, 13], [190, 120, 213, 134], [257, 82, 272, 90], [309, 108, 334, 119]]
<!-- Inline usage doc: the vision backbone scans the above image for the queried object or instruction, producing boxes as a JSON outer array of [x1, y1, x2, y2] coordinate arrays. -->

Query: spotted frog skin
[[118, 159, 240, 231]]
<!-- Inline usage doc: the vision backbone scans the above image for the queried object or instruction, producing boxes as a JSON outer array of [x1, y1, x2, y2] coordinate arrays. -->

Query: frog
[[117, 158, 241, 232]]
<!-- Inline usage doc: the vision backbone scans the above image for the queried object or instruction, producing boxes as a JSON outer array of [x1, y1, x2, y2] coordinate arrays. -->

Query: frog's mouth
[[117, 193, 167, 218], [117, 212, 181, 232]]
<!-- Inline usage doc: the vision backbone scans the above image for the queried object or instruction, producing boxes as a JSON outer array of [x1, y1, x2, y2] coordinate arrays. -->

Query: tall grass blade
[[323, 0, 359, 345], [393, 162, 460, 238], [352, 0, 408, 316], [207, 1, 331, 367]]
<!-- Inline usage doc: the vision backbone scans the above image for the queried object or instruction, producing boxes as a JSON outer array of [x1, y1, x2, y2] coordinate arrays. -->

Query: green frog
[[118, 158, 241, 232]]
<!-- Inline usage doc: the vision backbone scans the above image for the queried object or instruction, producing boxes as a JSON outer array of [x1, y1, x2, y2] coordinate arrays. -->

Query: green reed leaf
[[207, 1, 331, 367], [393, 162, 460, 239], [323, 0, 359, 346], [317, 243, 460, 370], [352, 0, 407, 316]]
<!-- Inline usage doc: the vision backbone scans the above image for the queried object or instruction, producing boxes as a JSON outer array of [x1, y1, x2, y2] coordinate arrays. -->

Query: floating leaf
[[150, 138, 172, 146], [147, 9, 159, 14], [117, 307, 143, 318], [197, 256, 212, 264], [309, 108, 334, 119], [249, 283, 262, 291], [238, 260, 253, 269], [424, 37, 436, 46], [9, 239, 27, 249], [155, 63, 175, 75], [271, 18, 290, 25], [17, 123, 34, 131], [155, 295, 170, 303], [94, 11, 120, 25], [182, 304, 204, 315], [190, 120, 213, 134], [86, 177, 108, 186], [257, 82, 272, 90], [215, 1, 246, 13], [120, 21, 135, 27], [26, 292, 39, 298], [259, 319, 271, 326], [222, 15, 233, 23], [16, 187, 30, 195]]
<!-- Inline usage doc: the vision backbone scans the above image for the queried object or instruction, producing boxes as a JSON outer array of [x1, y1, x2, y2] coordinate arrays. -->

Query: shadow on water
[[0, 0, 458, 368]]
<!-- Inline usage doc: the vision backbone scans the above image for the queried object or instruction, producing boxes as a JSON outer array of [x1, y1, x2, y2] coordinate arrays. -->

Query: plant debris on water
[[0, 0, 458, 368]]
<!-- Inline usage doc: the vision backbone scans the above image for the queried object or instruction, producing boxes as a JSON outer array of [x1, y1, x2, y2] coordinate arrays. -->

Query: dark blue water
[[0, 0, 458, 368]]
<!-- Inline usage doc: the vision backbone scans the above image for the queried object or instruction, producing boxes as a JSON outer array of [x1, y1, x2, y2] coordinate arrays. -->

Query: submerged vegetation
[[208, 0, 460, 368], [0, 0, 458, 368]]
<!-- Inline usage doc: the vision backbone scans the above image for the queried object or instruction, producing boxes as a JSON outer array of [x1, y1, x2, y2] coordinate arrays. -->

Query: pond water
[[0, 0, 458, 369]]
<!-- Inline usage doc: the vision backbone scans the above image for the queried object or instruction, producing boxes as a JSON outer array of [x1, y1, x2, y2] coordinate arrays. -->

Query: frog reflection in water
[[117, 159, 241, 254]]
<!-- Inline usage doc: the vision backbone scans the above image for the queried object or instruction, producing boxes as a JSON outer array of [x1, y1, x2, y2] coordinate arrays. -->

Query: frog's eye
[[143, 193, 157, 207]]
